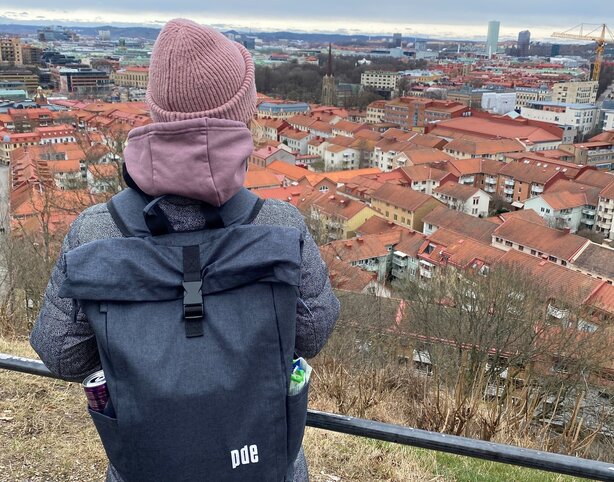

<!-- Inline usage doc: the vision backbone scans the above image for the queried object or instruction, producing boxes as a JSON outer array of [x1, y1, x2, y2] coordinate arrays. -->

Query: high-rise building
[[551, 44, 561, 57], [0, 36, 23, 66], [392, 33, 402, 47], [321, 44, 337, 106], [486, 21, 500, 58], [517, 30, 530, 57]]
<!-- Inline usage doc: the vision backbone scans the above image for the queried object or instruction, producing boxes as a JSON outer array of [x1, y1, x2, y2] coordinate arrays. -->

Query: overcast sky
[[0, 2, 612, 40]]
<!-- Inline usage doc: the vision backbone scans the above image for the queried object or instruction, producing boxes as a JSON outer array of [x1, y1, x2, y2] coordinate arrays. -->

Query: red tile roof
[[372, 183, 439, 212], [496, 250, 602, 305], [493, 217, 589, 260], [434, 182, 482, 202], [420, 228, 505, 269], [252, 184, 315, 207], [575, 170, 614, 189], [422, 206, 498, 243], [444, 137, 525, 155]]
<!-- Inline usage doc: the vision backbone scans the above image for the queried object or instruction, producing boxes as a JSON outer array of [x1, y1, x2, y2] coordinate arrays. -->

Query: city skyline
[[0, 2, 611, 41]]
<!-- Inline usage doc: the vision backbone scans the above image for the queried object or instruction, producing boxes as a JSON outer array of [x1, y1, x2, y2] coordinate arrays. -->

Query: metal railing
[[2, 352, 614, 481]]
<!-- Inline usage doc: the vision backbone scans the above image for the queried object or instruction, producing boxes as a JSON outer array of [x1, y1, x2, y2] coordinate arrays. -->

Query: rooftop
[[572, 243, 614, 282], [423, 206, 498, 243], [493, 217, 589, 260], [372, 183, 438, 212], [434, 182, 482, 202]]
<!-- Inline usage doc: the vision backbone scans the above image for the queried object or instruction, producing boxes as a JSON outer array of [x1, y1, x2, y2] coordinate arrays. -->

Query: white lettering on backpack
[[231, 444, 259, 469]]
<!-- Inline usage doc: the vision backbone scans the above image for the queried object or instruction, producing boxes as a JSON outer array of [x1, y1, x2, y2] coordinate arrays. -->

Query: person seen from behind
[[31, 18, 340, 482]]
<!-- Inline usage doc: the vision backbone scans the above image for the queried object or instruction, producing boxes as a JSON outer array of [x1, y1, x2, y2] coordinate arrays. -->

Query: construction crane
[[552, 23, 614, 81]]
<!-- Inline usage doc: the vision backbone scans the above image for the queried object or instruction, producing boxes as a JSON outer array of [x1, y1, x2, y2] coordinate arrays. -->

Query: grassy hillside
[[0, 338, 587, 481]]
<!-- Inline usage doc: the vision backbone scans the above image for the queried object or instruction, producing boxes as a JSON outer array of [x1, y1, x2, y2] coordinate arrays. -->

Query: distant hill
[[0, 23, 437, 44]]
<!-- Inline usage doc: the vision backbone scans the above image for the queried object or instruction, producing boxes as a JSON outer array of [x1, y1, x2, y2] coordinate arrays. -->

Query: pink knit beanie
[[146, 19, 257, 124]]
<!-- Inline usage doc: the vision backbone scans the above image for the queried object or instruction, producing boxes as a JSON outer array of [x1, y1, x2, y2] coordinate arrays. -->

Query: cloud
[[1, 2, 611, 40]]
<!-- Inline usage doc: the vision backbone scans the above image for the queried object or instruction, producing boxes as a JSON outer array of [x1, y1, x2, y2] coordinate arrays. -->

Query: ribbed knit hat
[[146, 19, 257, 124]]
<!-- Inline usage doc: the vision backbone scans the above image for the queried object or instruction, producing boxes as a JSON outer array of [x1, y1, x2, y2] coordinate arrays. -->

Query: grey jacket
[[31, 195, 339, 482]]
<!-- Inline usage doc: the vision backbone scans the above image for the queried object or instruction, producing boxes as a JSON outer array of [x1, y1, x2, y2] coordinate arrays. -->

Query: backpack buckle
[[182, 281, 204, 319]]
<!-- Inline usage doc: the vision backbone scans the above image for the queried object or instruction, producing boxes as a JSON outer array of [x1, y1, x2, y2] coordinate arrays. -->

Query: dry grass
[[0, 337, 587, 481], [0, 338, 107, 482]]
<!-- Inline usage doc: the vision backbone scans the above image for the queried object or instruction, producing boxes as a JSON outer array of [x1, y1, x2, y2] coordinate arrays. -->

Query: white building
[[361, 71, 401, 92], [481, 92, 517, 115], [596, 182, 614, 240], [524, 192, 597, 233], [520, 102, 598, 137], [323, 144, 361, 171], [432, 183, 491, 217], [602, 109, 614, 132], [279, 128, 313, 155]]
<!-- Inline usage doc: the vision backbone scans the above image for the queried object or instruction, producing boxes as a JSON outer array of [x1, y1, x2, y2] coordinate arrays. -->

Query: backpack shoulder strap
[[106, 188, 151, 238]]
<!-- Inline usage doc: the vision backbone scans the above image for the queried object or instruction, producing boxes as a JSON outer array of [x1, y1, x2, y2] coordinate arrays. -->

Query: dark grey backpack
[[59, 188, 308, 482]]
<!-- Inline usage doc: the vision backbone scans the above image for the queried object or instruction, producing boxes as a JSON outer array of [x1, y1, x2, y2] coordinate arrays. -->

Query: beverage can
[[83, 370, 109, 412]]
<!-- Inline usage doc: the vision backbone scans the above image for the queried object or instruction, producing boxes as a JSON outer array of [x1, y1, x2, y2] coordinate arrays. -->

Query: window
[[505, 241, 513, 247], [518, 245, 524, 251], [548, 256, 557, 262], [530, 249, 536, 255], [394, 214, 398, 221], [472, 197, 479, 205]]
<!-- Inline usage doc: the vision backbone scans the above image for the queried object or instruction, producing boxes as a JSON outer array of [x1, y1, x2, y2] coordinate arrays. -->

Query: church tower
[[321, 44, 337, 106]]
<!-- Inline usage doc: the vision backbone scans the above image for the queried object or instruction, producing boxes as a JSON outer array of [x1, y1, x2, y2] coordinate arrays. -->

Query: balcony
[[504, 179, 515, 187], [582, 207, 596, 216], [485, 176, 497, 185], [530, 185, 544, 194], [504, 188, 514, 195], [484, 186, 496, 193], [581, 218, 595, 226], [461, 176, 475, 184]]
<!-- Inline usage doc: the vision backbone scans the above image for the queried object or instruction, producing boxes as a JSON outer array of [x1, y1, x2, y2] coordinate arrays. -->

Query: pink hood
[[124, 117, 254, 206]]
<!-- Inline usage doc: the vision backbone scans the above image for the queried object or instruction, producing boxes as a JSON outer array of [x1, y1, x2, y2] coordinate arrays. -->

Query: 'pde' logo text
[[231, 444, 259, 469]]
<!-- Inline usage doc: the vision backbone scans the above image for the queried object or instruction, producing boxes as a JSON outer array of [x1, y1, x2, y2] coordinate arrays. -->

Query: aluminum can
[[83, 370, 109, 412]]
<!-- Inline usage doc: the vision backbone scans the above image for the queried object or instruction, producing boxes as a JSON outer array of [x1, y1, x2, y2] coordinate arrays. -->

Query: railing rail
[[2, 353, 614, 481]]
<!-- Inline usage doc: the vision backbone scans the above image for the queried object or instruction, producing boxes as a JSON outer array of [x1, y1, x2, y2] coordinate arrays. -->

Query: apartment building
[[596, 181, 614, 240], [492, 217, 589, 267], [248, 145, 296, 168], [443, 138, 525, 161], [366, 100, 387, 123], [429, 115, 565, 152], [371, 183, 443, 231], [514, 87, 551, 109], [279, 127, 314, 155], [112, 67, 149, 89], [433, 183, 491, 217], [0, 36, 22, 65], [558, 142, 614, 170], [520, 101, 598, 137], [497, 161, 567, 205], [0, 70, 39, 95], [552, 81, 598, 105], [361, 71, 401, 93], [308, 193, 377, 241], [53, 67, 111, 94], [399, 165, 457, 194], [524, 190, 598, 233]]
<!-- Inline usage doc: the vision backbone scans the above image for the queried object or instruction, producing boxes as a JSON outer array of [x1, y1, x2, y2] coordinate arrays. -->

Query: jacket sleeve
[[295, 223, 340, 359], [30, 217, 101, 382]]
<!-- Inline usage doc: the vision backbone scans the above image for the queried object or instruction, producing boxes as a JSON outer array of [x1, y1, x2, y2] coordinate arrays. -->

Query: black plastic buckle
[[182, 281, 203, 319]]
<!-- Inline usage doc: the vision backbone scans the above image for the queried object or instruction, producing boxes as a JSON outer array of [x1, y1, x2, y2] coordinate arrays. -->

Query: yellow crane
[[552, 23, 614, 81]]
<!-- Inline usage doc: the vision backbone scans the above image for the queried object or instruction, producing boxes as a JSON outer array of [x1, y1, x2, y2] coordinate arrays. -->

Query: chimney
[[562, 227, 570, 234]]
